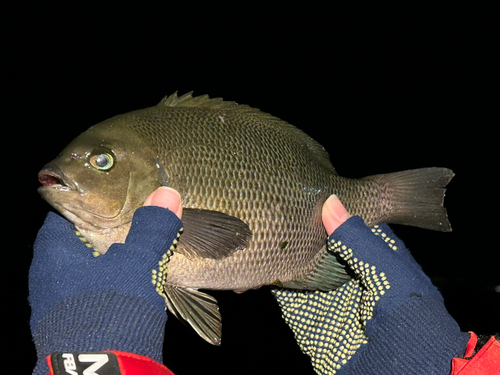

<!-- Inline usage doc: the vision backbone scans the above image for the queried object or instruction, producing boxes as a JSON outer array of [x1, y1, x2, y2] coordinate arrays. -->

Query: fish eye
[[89, 152, 114, 171]]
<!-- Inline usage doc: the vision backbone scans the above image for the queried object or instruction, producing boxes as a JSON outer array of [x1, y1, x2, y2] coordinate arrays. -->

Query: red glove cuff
[[451, 332, 500, 374], [46, 350, 175, 375]]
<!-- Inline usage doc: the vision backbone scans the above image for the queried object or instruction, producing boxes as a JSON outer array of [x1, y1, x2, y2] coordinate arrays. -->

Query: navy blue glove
[[29, 206, 182, 375], [273, 214, 469, 374]]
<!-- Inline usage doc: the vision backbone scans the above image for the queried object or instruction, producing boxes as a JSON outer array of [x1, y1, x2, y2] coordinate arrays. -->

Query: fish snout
[[38, 165, 73, 191]]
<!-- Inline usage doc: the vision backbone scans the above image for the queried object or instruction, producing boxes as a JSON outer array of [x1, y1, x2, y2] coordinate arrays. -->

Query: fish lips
[[38, 165, 76, 193]]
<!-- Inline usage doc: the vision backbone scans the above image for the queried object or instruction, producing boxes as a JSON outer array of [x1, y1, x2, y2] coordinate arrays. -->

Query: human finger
[[144, 187, 183, 219], [322, 195, 351, 236]]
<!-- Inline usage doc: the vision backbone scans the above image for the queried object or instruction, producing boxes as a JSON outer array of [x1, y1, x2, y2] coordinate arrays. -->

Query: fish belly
[[166, 167, 453, 290]]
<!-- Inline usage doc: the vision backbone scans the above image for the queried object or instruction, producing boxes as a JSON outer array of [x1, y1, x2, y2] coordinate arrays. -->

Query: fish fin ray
[[369, 167, 455, 231], [281, 246, 352, 290], [164, 285, 222, 345], [158, 92, 241, 110], [158, 93, 337, 175], [157, 92, 288, 125], [177, 208, 252, 259]]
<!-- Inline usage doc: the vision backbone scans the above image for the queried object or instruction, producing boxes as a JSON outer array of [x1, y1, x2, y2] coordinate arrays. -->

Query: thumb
[[322, 195, 351, 236], [113, 187, 183, 254], [144, 187, 183, 219]]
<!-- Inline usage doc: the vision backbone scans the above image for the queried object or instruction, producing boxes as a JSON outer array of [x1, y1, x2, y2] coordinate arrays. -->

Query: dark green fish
[[38, 92, 453, 345]]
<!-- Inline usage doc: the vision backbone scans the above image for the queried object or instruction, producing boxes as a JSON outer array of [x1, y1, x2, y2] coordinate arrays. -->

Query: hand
[[29, 187, 183, 375], [273, 195, 469, 375]]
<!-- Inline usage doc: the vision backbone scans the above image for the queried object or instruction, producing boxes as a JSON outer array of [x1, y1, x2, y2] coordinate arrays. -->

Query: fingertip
[[322, 195, 351, 236], [144, 187, 183, 219], [143, 192, 154, 206]]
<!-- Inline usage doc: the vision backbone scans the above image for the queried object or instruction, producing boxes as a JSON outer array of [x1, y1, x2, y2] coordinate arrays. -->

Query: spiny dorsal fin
[[157, 92, 335, 173], [157, 92, 283, 123], [158, 91, 244, 110]]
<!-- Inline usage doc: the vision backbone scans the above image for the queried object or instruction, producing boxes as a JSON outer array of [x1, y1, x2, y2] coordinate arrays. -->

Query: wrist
[[452, 333, 500, 374], [32, 290, 167, 375], [46, 351, 174, 375], [342, 295, 470, 375]]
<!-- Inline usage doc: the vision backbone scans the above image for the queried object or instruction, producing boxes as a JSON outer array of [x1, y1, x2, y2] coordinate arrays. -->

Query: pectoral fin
[[177, 208, 252, 259], [163, 285, 222, 346]]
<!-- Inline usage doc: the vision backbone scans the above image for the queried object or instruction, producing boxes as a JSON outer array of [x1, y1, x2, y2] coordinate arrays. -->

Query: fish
[[38, 92, 454, 345]]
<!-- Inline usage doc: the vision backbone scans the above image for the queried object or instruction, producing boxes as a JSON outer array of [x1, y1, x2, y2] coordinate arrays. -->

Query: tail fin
[[379, 167, 454, 231]]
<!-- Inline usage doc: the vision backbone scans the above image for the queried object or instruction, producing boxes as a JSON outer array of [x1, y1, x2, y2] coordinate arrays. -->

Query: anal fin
[[281, 246, 352, 290], [164, 285, 222, 346]]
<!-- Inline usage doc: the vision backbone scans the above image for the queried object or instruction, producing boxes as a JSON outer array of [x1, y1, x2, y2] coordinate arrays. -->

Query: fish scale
[[154, 127, 329, 289], [38, 92, 454, 344], [122, 93, 452, 288]]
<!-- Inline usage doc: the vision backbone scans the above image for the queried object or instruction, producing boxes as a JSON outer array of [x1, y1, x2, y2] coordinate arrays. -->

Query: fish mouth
[[38, 167, 74, 191]]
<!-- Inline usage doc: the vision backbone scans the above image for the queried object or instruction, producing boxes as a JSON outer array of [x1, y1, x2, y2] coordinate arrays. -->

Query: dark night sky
[[4, 8, 498, 374]]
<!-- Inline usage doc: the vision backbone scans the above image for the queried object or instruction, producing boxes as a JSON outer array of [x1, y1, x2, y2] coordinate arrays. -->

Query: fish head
[[38, 116, 164, 253]]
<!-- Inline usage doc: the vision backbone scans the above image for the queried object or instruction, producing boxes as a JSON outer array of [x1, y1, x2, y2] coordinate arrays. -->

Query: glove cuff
[[344, 295, 470, 375], [46, 350, 175, 375], [32, 290, 166, 375]]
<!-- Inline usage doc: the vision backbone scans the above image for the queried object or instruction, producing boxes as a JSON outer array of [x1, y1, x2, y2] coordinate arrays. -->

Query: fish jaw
[[38, 164, 77, 192], [73, 221, 132, 254], [37, 164, 134, 254], [38, 165, 81, 215], [38, 165, 86, 227]]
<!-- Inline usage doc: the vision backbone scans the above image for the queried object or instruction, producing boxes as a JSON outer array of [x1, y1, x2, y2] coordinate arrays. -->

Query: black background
[[4, 6, 498, 374]]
